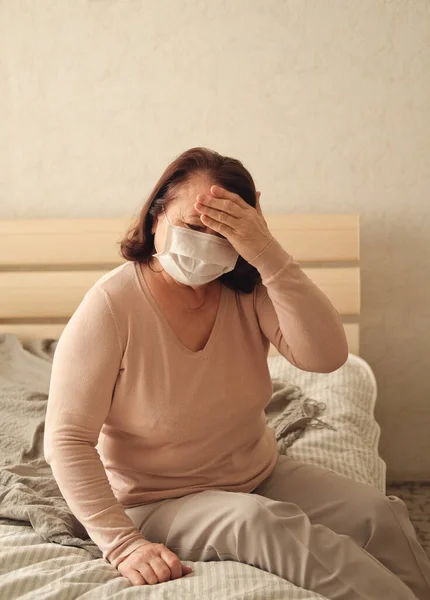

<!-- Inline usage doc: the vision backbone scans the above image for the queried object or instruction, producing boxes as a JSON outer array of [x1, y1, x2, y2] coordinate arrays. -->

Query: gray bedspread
[[0, 332, 330, 560]]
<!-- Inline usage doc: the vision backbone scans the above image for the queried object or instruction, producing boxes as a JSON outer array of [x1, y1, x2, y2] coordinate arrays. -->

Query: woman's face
[[152, 176, 225, 256]]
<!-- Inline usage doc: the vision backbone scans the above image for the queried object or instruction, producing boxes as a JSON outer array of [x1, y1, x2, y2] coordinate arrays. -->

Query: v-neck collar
[[133, 261, 227, 359]]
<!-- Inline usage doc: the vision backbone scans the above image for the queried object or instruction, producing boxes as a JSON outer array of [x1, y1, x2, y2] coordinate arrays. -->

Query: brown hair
[[119, 147, 262, 293]]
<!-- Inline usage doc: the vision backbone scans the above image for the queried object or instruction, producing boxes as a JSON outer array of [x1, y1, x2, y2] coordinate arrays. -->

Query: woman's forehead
[[178, 176, 213, 201], [169, 177, 213, 215]]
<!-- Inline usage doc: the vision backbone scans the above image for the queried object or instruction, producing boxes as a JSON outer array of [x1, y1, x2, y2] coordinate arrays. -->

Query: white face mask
[[152, 209, 239, 286]]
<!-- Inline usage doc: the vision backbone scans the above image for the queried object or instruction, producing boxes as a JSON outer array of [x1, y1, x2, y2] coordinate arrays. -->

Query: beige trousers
[[124, 454, 430, 600]]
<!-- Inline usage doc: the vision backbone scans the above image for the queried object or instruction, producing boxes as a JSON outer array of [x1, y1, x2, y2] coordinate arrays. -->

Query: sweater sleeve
[[248, 237, 349, 373], [43, 285, 150, 568]]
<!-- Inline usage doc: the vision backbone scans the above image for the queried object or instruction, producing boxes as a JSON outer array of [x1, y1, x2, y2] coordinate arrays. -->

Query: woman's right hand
[[116, 541, 193, 586]]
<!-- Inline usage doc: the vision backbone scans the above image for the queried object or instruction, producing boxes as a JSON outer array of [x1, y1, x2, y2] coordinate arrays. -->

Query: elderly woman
[[44, 148, 430, 600]]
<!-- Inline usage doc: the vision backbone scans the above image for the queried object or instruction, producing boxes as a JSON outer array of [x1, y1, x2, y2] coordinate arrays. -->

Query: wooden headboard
[[0, 215, 360, 354]]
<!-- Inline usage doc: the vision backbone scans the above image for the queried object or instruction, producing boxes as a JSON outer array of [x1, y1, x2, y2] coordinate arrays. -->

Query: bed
[[0, 214, 393, 599]]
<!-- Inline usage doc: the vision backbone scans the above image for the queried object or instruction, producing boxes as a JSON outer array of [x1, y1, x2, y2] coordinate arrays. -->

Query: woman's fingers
[[199, 213, 235, 237], [210, 185, 249, 210], [137, 562, 159, 585], [148, 556, 172, 583], [195, 194, 243, 218], [128, 569, 147, 586], [195, 201, 238, 228], [117, 541, 193, 586], [161, 547, 186, 579]]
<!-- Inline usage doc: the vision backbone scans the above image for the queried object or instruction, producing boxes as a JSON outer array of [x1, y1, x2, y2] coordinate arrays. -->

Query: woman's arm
[[193, 185, 348, 372], [44, 285, 149, 568], [249, 237, 349, 373]]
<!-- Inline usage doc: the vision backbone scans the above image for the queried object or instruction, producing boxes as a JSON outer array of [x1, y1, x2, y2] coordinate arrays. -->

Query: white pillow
[[267, 353, 387, 494]]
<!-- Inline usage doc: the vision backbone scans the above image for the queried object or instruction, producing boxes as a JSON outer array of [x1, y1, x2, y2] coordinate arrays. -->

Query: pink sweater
[[44, 237, 348, 568]]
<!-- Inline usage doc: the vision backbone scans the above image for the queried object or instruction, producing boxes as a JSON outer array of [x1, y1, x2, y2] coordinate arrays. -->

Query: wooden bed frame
[[0, 215, 360, 355]]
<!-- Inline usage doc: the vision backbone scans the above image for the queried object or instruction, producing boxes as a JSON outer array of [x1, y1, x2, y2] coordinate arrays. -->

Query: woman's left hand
[[194, 185, 274, 263]]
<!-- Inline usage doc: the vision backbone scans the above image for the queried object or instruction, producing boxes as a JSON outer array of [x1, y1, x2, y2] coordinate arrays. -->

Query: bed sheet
[[0, 341, 382, 600], [0, 520, 326, 600]]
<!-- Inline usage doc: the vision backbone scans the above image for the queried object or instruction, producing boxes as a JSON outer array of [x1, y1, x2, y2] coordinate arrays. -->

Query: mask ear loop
[[152, 205, 169, 236], [161, 205, 171, 226], [149, 204, 166, 273]]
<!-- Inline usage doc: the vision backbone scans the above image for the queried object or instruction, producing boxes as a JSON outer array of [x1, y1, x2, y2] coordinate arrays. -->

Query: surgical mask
[[152, 209, 239, 286]]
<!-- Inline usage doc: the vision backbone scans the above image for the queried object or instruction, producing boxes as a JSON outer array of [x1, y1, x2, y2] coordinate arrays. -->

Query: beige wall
[[1, 1, 429, 481]]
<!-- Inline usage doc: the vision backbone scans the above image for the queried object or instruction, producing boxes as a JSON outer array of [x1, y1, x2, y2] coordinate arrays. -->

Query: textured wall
[[0, 0, 429, 480]]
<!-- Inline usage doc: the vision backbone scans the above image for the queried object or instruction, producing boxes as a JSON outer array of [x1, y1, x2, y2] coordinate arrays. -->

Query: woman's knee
[[170, 491, 272, 562], [344, 488, 405, 547]]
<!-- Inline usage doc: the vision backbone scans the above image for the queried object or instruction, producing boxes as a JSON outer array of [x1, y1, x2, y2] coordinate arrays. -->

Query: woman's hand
[[116, 541, 193, 586], [195, 185, 274, 263]]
